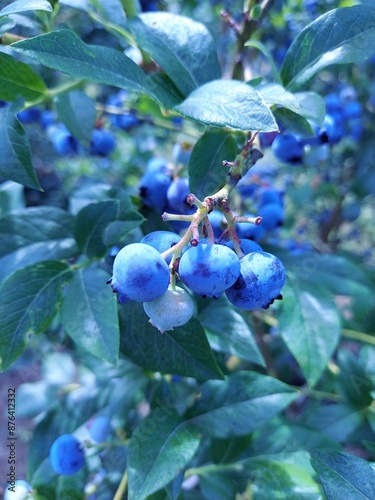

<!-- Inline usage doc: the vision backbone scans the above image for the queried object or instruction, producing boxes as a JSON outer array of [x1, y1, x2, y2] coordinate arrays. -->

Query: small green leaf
[[74, 200, 119, 259], [119, 301, 224, 381], [128, 410, 200, 500], [278, 273, 341, 387], [304, 403, 363, 442], [0, 206, 78, 280], [187, 371, 297, 438], [243, 459, 322, 500], [175, 80, 278, 132], [0, 52, 46, 102], [245, 40, 281, 83], [188, 129, 238, 200], [256, 84, 325, 127], [273, 107, 315, 137], [60, 268, 119, 365], [311, 451, 375, 500], [281, 5, 375, 91], [54, 90, 96, 144], [130, 12, 221, 97], [199, 297, 265, 366], [0, 101, 41, 190], [0, 0, 52, 16], [0, 261, 73, 372], [337, 350, 373, 409]]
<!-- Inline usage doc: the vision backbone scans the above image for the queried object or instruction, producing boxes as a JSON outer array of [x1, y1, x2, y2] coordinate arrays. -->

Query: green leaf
[[186, 371, 297, 438], [281, 5, 375, 91], [199, 297, 265, 366], [256, 84, 325, 122], [60, 267, 119, 365], [311, 451, 375, 500], [129, 12, 221, 97], [74, 200, 119, 259], [278, 273, 341, 386], [243, 459, 322, 500], [0, 206, 78, 280], [337, 350, 373, 408], [273, 107, 315, 137], [0, 101, 41, 190], [0, 261, 73, 372], [0, 17, 16, 36], [11, 30, 182, 108], [128, 410, 200, 500], [0, 0, 52, 16], [54, 90, 96, 144], [175, 80, 278, 132], [11, 29, 148, 94], [245, 40, 281, 83], [0, 52, 47, 102], [119, 301, 224, 381], [304, 403, 363, 442], [0, 180, 25, 217], [188, 129, 238, 200]]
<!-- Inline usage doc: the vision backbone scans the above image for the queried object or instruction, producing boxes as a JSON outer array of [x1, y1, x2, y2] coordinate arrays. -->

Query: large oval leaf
[[128, 411, 200, 500], [0, 261, 73, 371], [174, 80, 278, 132], [281, 5, 375, 91], [186, 371, 297, 438], [278, 273, 341, 387], [0, 0, 52, 16], [60, 267, 119, 365], [119, 301, 224, 381], [129, 12, 221, 97], [0, 52, 47, 102]]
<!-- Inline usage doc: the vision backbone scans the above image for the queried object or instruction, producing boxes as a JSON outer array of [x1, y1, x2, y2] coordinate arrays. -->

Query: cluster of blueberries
[[264, 86, 364, 165]]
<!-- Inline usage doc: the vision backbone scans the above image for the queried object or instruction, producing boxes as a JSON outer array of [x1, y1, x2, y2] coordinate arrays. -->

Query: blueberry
[[40, 110, 57, 129], [109, 243, 170, 303], [143, 285, 195, 332], [178, 243, 241, 298], [140, 230, 180, 263], [50, 125, 79, 155], [88, 416, 111, 442], [236, 215, 266, 242], [318, 114, 344, 144], [167, 178, 191, 213], [139, 171, 172, 212], [90, 128, 116, 156], [224, 239, 263, 255], [145, 157, 170, 175], [17, 107, 41, 124], [271, 133, 304, 164], [49, 434, 85, 475], [225, 251, 286, 310], [258, 203, 284, 231], [4, 480, 32, 500]]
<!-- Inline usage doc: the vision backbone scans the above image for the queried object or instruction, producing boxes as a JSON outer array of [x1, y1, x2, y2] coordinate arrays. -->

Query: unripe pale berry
[[143, 285, 195, 332]]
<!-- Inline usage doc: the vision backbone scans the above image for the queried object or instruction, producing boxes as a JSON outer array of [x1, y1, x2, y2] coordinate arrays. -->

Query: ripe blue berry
[[88, 416, 111, 442], [109, 243, 170, 303], [143, 285, 195, 332], [49, 434, 85, 475], [226, 251, 286, 310], [140, 230, 180, 263], [258, 203, 284, 231], [272, 133, 304, 164], [318, 114, 344, 144], [178, 243, 241, 298], [224, 239, 263, 255], [49, 125, 79, 155], [90, 128, 116, 156], [139, 171, 172, 212], [167, 178, 191, 213]]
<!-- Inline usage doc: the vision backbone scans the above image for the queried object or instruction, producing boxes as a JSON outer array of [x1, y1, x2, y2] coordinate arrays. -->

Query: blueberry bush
[[1, 0, 375, 498]]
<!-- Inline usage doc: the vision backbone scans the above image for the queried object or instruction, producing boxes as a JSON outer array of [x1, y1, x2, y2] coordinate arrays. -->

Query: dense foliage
[[1, 0, 375, 499]]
